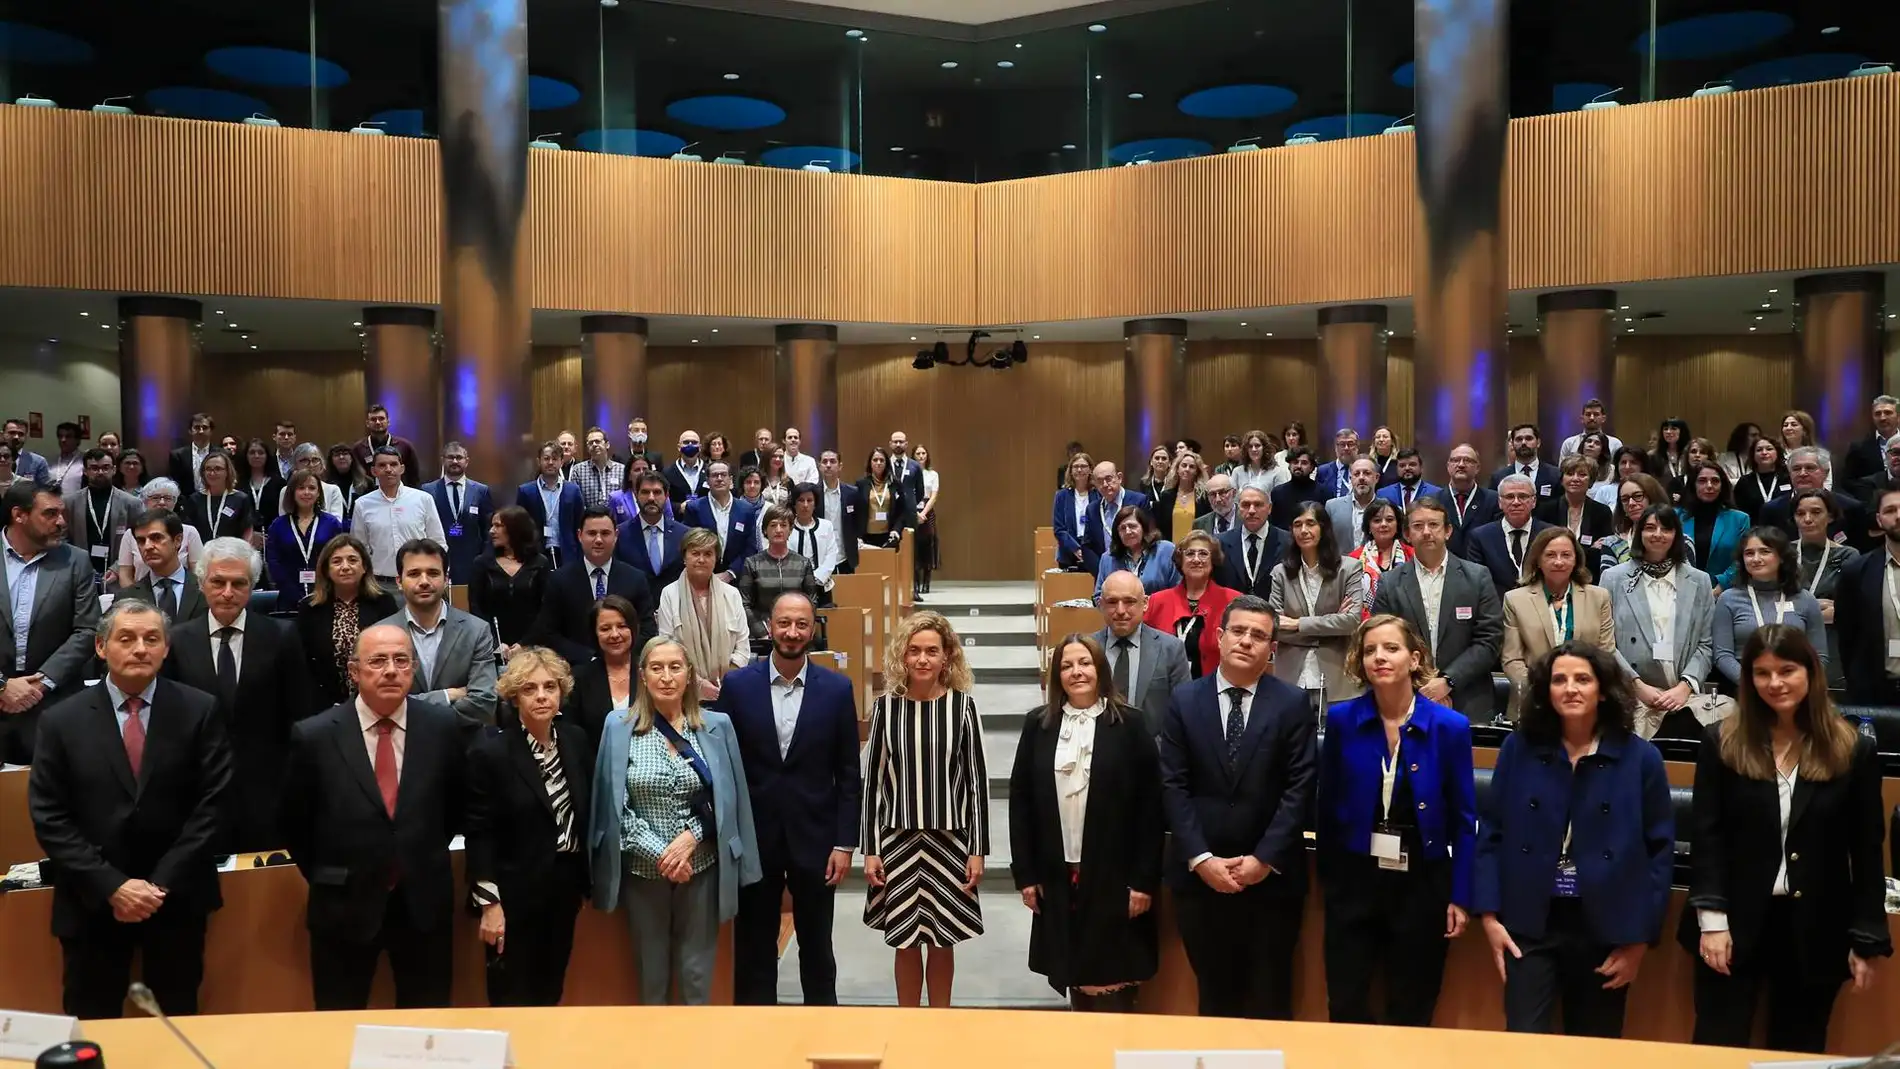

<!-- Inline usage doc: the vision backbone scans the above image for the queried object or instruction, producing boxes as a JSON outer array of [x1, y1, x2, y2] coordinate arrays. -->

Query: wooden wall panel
[[529, 346, 582, 444], [1183, 339, 1320, 456], [1609, 335, 1795, 453], [197, 351, 365, 451], [646, 346, 778, 458]]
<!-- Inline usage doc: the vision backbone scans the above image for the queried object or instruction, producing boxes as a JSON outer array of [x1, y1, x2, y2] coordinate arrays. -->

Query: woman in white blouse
[[655, 528, 751, 702], [1268, 501, 1368, 709], [1231, 429, 1289, 500], [788, 484, 845, 597], [1601, 504, 1717, 739]]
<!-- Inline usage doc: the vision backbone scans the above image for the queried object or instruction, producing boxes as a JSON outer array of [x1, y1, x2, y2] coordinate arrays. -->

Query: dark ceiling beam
[[639, 0, 1207, 42]]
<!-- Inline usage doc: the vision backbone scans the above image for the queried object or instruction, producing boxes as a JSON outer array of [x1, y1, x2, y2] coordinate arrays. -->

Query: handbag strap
[[650, 715, 717, 831]]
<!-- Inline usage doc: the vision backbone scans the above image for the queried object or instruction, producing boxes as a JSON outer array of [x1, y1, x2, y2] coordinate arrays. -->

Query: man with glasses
[[685, 461, 760, 582], [570, 427, 624, 512], [1092, 570, 1191, 736], [63, 448, 140, 587], [664, 429, 709, 511], [1313, 428, 1360, 501], [1763, 446, 1867, 551], [1372, 497, 1503, 721], [1441, 443, 1500, 558], [421, 442, 492, 584], [1464, 474, 1553, 596], [1193, 474, 1238, 536], [1840, 394, 1900, 485]]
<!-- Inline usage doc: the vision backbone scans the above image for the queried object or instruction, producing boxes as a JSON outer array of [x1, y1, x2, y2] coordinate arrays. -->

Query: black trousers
[[1070, 986, 1140, 1013], [1174, 881, 1304, 1019], [310, 889, 453, 1010], [1322, 855, 1452, 1026], [59, 907, 207, 1019], [484, 855, 588, 1007], [1502, 898, 1628, 1037], [1691, 898, 1843, 1052], [0, 704, 43, 765], [733, 848, 838, 1005]]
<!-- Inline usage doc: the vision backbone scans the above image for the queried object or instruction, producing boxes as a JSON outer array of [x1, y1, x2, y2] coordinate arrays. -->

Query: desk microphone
[[126, 983, 218, 1069]]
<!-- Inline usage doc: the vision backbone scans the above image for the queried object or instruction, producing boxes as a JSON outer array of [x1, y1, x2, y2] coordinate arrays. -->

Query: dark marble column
[[1317, 305, 1389, 442], [1795, 272, 1886, 456], [1124, 318, 1187, 472], [116, 296, 202, 456], [775, 324, 839, 457]]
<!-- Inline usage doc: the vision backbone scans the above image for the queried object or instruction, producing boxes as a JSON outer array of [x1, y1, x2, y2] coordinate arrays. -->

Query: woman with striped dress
[[862, 611, 991, 1007]]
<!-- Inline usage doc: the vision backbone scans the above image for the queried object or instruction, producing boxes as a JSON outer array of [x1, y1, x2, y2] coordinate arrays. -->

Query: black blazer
[[163, 611, 314, 852], [466, 552, 551, 648], [243, 475, 287, 531], [279, 698, 467, 936], [1678, 728, 1893, 982], [1443, 485, 1503, 558], [529, 559, 656, 666], [1733, 468, 1793, 523], [1489, 462, 1561, 498], [713, 659, 862, 871], [1534, 496, 1617, 570], [663, 462, 710, 509], [27, 679, 233, 937], [1464, 518, 1555, 596], [120, 571, 210, 626], [1152, 488, 1212, 529], [294, 591, 404, 709], [814, 482, 864, 572], [1212, 522, 1290, 599], [464, 717, 595, 911], [561, 659, 629, 749], [853, 477, 913, 548], [167, 444, 207, 491], [1761, 489, 1867, 551], [183, 489, 257, 543]]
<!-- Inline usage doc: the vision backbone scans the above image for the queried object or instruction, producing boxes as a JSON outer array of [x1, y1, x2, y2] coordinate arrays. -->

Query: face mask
[[631, 434, 647, 446], [680, 443, 700, 457]]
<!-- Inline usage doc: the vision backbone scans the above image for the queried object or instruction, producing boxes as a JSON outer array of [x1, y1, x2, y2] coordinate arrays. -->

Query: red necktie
[[122, 696, 146, 778], [373, 718, 399, 817]]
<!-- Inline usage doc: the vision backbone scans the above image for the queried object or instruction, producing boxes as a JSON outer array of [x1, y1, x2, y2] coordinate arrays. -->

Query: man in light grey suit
[[1191, 474, 1238, 537], [1324, 458, 1382, 552], [62, 448, 142, 589], [1369, 496, 1504, 723], [0, 482, 102, 762], [376, 537, 498, 725], [1092, 570, 1192, 736]]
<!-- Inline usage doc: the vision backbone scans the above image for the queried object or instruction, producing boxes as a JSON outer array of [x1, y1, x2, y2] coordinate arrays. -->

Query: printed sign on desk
[[350, 1025, 513, 1069], [1116, 1052, 1285, 1069], [0, 1010, 81, 1062]]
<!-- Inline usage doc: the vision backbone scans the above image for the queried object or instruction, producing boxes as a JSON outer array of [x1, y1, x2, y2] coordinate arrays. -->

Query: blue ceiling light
[[1392, 61, 1414, 88], [575, 128, 687, 157], [205, 46, 348, 88], [1107, 137, 1211, 163], [1553, 82, 1617, 111], [664, 94, 786, 130], [760, 145, 861, 170], [0, 21, 93, 64], [146, 87, 270, 121], [1636, 11, 1792, 60], [1726, 52, 1868, 89], [1285, 113, 1400, 141], [1177, 83, 1297, 119], [369, 109, 425, 136], [527, 75, 581, 110]]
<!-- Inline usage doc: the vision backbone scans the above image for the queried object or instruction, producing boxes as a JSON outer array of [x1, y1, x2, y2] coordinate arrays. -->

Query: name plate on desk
[[0, 1011, 80, 1062], [350, 1025, 513, 1069], [1117, 1052, 1284, 1069]]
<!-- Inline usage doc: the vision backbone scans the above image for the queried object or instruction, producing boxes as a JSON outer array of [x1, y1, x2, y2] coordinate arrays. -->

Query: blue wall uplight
[[205, 46, 348, 88], [760, 145, 861, 170], [665, 95, 787, 130], [1284, 114, 1400, 141], [1553, 82, 1616, 111], [528, 75, 580, 110], [1177, 84, 1297, 119], [1727, 52, 1869, 89], [146, 87, 270, 121], [1636, 11, 1792, 60], [1107, 137, 1211, 163], [369, 109, 426, 136], [1392, 62, 1414, 88], [0, 21, 92, 64], [576, 128, 687, 157]]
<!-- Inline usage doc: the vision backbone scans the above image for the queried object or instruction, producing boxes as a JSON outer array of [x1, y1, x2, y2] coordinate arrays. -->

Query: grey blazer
[[1325, 494, 1376, 553], [1370, 554, 1504, 720], [1601, 561, 1715, 691], [62, 486, 143, 572], [1090, 624, 1191, 737], [374, 605, 499, 724], [0, 541, 100, 694], [1191, 511, 1235, 536], [1266, 556, 1368, 700]]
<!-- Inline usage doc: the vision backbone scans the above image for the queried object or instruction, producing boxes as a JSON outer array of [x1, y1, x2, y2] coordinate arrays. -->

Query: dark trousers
[[310, 889, 453, 1010], [734, 848, 838, 1005], [1322, 856, 1452, 1026], [1070, 986, 1140, 1012], [484, 855, 588, 1007], [59, 907, 207, 1019], [1691, 898, 1843, 1052], [1175, 881, 1304, 1019], [1502, 898, 1628, 1037], [0, 704, 43, 765]]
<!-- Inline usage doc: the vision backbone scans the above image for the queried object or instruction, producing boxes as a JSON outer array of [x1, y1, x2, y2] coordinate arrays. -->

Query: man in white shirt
[[571, 427, 625, 511], [782, 428, 820, 486], [352, 447, 447, 583], [555, 431, 579, 479], [1557, 398, 1624, 460]]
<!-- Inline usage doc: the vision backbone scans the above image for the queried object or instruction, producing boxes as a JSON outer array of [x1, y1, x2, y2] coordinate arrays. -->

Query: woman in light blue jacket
[[591, 636, 760, 1005], [1677, 461, 1751, 591], [1094, 504, 1180, 598]]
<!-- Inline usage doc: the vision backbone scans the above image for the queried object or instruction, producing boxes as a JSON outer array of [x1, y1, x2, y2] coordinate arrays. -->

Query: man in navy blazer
[[813, 451, 862, 574], [1464, 474, 1553, 596], [1374, 448, 1444, 513], [1312, 427, 1361, 501], [613, 472, 690, 590], [715, 593, 862, 1006], [515, 443, 583, 566], [1488, 424, 1561, 499], [1082, 460, 1151, 563], [528, 507, 656, 665], [1157, 594, 1316, 1019], [1213, 488, 1290, 599], [1835, 481, 1900, 705], [683, 461, 761, 579], [420, 442, 492, 585], [1442, 444, 1502, 558]]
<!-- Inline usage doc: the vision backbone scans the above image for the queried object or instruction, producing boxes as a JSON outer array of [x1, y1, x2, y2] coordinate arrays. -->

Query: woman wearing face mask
[[1718, 422, 1763, 485], [1268, 502, 1367, 709], [265, 471, 347, 601], [1317, 614, 1475, 1025], [295, 533, 401, 709], [1008, 634, 1163, 1012], [1590, 447, 1652, 509], [590, 635, 760, 1006], [467, 505, 550, 663], [1593, 472, 1671, 570], [1502, 529, 1615, 721], [1347, 498, 1409, 615], [1143, 531, 1238, 680], [1095, 506, 1180, 599], [1788, 489, 1857, 690], [1677, 461, 1749, 591], [1731, 437, 1792, 523], [1712, 526, 1827, 689], [1682, 625, 1888, 1050], [1602, 504, 1717, 739], [1650, 417, 1692, 484], [1474, 642, 1675, 1037]]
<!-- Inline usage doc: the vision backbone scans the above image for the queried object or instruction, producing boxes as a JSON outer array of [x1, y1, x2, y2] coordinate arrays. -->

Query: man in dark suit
[[0, 481, 102, 763], [1442, 443, 1502, 558], [1082, 460, 1152, 564], [663, 430, 710, 511], [718, 592, 862, 1005], [1093, 571, 1192, 736], [28, 598, 232, 1018], [1834, 480, 1900, 705], [814, 451, 862, 574], [1214, 487, 1291, 599], [1762, 447, 1867, 550], [63, 448, 142, 587], [1372, 497, 1505, 722], [531, 506, 656, 665], [1489, 423, 1561, 499], [279, 623, 467, 1010], [164, 537, 313, 852], [350, 404, 422, 489], [516, 441, 584, 566], [1157, 594, 1315, 1019], [1269, 447, 1328, 528], [166, 412, 216, 492], [118, 509, 210, 627], [614, 472, 690, 590], [888, 430, 927, 521], [1312, 427, 1361, 500], [621, 416, 664, 469], [420, 441, 493, 585], [1839, 395, 1900, 485], [683, 462, 762, 580], [1464, 474, 1554, 595], [736, 426, 776, 474], [1374, 448, 1444, 513]]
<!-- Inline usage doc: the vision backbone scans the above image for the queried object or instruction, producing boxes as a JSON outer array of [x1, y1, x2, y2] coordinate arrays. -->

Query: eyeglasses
[[1180, 549, 1214, 561], [358, 654, 415, 672], [1223, 625, 1274, 643], [1619, 492, 1648, 503]]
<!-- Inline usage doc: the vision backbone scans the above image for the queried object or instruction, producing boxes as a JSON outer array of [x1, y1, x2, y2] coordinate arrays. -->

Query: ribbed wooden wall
[[197, 350, 367, 452], [1183, 339, 1322, 453], [1609, 334, 1795, 451]]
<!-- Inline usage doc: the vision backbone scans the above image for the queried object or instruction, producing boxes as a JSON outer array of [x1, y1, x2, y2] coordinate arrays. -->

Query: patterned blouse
[[619, 727, 716, 880], [470, 726, 577, 907], [330, 599, 362, 700]]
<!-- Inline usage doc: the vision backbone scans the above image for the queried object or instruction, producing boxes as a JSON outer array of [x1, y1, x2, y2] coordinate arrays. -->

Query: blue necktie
[[647, 525, 663, 575], [592, 567, 606, 600]]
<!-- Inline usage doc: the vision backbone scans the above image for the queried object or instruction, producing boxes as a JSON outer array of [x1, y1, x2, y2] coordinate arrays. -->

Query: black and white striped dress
[[861, 690, 991, 948]]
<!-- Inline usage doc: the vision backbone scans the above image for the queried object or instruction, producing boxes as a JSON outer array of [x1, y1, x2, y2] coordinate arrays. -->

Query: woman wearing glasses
[[1143, 530, 1239, 680], [1593, 472, 1671, 571]]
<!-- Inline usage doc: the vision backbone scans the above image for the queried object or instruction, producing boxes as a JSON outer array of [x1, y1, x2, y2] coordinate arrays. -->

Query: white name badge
[[1117, 1052, 1284, 1069], [1888, 639, 1900, 660], [1369, 831, 1403, 860], [89, 544, 108, 559], [1539, 484, 1552, 496], [1579, 535, 1593, 546], [467, 505, 480, 515], [1777, 600, 1795, 615], [1653, 636, 1676, 662], [0, 1010, 82, 1061], [350, 1025, 514, 1069], [874, 512, 888, 522], [299, 570, 317, 586], [1454, 606, 1473, 620]]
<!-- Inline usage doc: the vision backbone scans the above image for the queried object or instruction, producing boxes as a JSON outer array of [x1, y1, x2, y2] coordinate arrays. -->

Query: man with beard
[[1833, 481, 1900, 704], [1488, 423, 1559, 498], [614, 471, 690, 589], [715, 593, 862, 1005], [1375, 448, 1444, 513], [1269, 447, 1328, 529], [64, 447, 141, 587]]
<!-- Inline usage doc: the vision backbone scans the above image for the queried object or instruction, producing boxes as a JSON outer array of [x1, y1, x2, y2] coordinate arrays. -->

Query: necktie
[[1403, 487, 1414, 509], [450, 482, 463, 519], [1522, 465, 1534, 480], [373, 718, 399, 817], [1247, 533, 1261, 579], [216, 627, 238, 704], [646, 525, 663, 575], [1217, 514, 1228, 534], [157, 578, 178, 619], [1113, 637, 1133, 697], [592, 567, 606, 599], [122, 696, 146, 778], [1510, 528, 1526, 570], [1224, 687, 1246, 766]]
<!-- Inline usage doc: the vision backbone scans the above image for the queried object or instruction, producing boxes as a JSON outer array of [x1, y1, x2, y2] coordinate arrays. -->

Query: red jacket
[[1143, 582, 1241, 678]]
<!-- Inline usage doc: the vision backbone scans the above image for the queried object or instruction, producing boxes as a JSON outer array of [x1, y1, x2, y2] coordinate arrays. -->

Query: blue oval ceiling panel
[[575, 128, 687, 157], [528, 75, 580, 110], [370, 109, 426, 136], [205, 46, 348, 88], [1106, 137, 1211, 163], [1392, 61, 1414, 88], [1727, 52, 1868, 89], [1636, 11, 1792, 60], [145, 87, 270, 121], [760, 145, 861, 170], [0, 21, 93, 64], [1177, 84, 1297, 119], [1553, 82, 1616, 111], [1283, 113, 1400, 141], [665, 94, 787, 130]]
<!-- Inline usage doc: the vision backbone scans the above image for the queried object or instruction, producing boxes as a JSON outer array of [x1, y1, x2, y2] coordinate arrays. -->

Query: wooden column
[[1316, 305, 1389, 443], [1795, 272, 1886, 456], [582, 315, 649, 436], [775, 324, 839, 457], [1535, 289, 1617, 452], [362, 306, 440, 468], [1124, 318, 1187, 471], [116, 296, 202, 456]]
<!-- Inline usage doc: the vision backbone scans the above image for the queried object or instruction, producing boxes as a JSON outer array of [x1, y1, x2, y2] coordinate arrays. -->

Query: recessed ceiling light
[[1626, 327, 1635, 333], [690, 338, 699, 343], [1094, 74, 1103, 80], [599, 0, 617, 7], [845, 29, 863, 37], [1761, 302, 1771, 308], [1749, 326, 1758, 331], [250, 344, 259, 349], [215, 309, 225, 315], [1088, 23, 1107, 32], [1061, 143, 1076, 149], [890, 145, 904, 151], [909, 336, 917, 341], [1264, 332, 1273, 337], [1127, 92, 1143, 99], [1822, 25, 1841, 34], [78, 311, 89, 317], [1623, 317, 1633, 322], [710, 328, 718, 333], [941, 60, 959, 69], [1618, 305, 1629, 310], [1756, 315, 1764, 321], [997, 60, 1014, 68], [1239, 321, 1248, 326], [101, 323, 111, 330], [352, 320, 362, 327], [723, 73, 740, 80], [1032, 334, 1041, 339], [1767, 288, 1779, 293]]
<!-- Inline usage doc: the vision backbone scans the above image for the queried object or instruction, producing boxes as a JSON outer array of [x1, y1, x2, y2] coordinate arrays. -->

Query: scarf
[[1637, 557, 1676, 580], [664, 577, 742, 682]]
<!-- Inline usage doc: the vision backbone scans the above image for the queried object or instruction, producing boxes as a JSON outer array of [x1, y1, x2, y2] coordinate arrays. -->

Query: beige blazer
[[1500, 583, 1615, 719]]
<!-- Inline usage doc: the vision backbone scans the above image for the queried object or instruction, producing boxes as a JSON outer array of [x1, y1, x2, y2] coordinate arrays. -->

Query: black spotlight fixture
[[1010, 338, 1028, 365], [933, 340, 949, 363], [986, 348, 1012, 370], [912, 348, 935, 370]]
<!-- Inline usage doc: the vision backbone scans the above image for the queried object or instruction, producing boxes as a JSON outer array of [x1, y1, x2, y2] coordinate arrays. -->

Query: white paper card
[[0, 1010, 81, 1062], [1116, 1051, 1285, 1069], [1653, 636, 1675, 663], [350, 1025, 513, 1069], [1369, 832, 1403, 860], [1887, 639, 1900, 660]]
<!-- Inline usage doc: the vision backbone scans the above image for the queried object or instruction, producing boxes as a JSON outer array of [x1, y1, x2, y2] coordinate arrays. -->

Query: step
[[971, 684, 1047, 730], [966, 646, 1042, 686], [934, 601, 1037, 619]]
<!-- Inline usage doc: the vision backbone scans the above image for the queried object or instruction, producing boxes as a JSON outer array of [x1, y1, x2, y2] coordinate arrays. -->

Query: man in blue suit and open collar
[[683, 461, 760, 580], [420, 441, 492, 585], [1313, 427, 1361, 501], [1374, 448, 1444, 514], [1082, 460, 1151, 565], [1157, 594, 1316, 1020], [613, 472, 690, 590], [715, 592, 861, 1006], [515, 441, 583, 566]]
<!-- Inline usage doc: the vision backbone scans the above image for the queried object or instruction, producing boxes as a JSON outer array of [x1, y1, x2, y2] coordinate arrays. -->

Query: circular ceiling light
[[0, 21, 94, 64], [997, 60, 1015, 68], [1088, 23, 1107, 32], [845, 29, 863, 38], [528, 76, 582, 110], [722, 72, 740, 80], [1637, 11, 1793, 60], [1107, 137, 1211, 163], [941, 60, 959, 69], [206, 46, 349, 88], [1177, 83, 1297, 119], [145, 87, 270, 121], [665, 94, 786, 130], [575, 128, 687, 157], [1127, 91, 1144, 100]]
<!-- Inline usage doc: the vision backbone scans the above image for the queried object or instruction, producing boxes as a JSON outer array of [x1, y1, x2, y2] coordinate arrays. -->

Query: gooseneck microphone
[[126, 983, 218, 1069]]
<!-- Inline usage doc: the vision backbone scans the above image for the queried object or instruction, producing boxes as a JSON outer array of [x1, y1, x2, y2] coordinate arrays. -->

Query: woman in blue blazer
[[1052, 453, 1096, 573], [264, 471, 347, 600], [590, 636, 761, 1005], [1473, 641, 1675, 1037], [1677, 461, 1751, 591], [1094, 505, 1180, 598], [1316, 613, 1476, 1026]]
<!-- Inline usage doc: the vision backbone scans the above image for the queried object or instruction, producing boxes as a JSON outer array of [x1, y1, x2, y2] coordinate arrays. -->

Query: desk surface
[[79, 1006, 1795, 1069]]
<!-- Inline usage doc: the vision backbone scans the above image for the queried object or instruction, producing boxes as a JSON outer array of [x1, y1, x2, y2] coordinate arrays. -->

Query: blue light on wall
[[528, 75, 580, 110], [1107, 137, 1211, 163], [665, 95, 787, 130], [1283, 114, 1400, 141], [370, 109, 426, 136], [761, 145, 861, 170], [1553, 82, 1616, 111], [146, 87, 270, 121], [0, 21, 93, 64], [1727, 53, 1868, 89], [1176, 84, 1297, 119], [1392, 62, 1415, 88], [575, 128, 687, 156], [1636, 11, 1792, 60], [205, 46, 349, 88]]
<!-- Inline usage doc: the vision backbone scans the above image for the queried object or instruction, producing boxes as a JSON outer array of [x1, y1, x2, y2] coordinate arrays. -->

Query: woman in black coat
[[294, 533, 402, 709], [853, 446, 913, 550], [1679, 624, 1890, 1052], [183, 449, 257, 544], [1008, 632, 1163, 1011]]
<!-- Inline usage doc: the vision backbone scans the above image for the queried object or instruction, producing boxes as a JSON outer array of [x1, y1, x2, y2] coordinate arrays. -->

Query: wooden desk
[[816, 607, 872, 719], [0, 766, 36, 868], [831, 574, 890, 677], [1034, 526, 1056, 555]]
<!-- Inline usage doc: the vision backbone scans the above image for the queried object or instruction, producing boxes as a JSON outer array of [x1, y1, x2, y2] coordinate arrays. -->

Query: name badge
[[1369, 830, 1407, 870], [734, 522, 747, 531], [1778, 484, 1792, 494], [1653, 636, 1676, 662], [1888, 639, 1900, 660], [468, 505, 480, 515], [447, 525, 463, 538], [874, 511, 888, 522], [220, 506, 237, 518], [299, 569, 317, 586], [89, 544, 108, 559], [845, 504, 856, 514], [1454, 605, 1473, 620], [350, 1025, 514, 1069], [1777, 600, 1795, 615], [0, 1011, 82, 1061], [1579, 535, 1594, 546], [1538, 484, 1552, 496], [1832, 531, 1848, 544], [1553, 857, 1580, 897]]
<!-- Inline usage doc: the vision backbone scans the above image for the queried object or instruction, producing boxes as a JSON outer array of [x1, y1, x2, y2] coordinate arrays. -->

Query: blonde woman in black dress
[[862, 610, 990, 1007]]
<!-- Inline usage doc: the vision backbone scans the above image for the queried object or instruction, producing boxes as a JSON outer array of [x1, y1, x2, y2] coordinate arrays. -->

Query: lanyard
[[1754, 473, 1779, 503], [1375, 454, 1394, 476], [1747, 586, 1790, 628], [1379, 701, 1415, 821], [1805, 542, 1830, 595], [1558, 738, 1600, 858], [207, 491, 230, 538], [50, 454, 79, 485], [1452, 489, 1473, 526], [292, 513, 321, 569], [250, 477, 271, 503], [87, 490, 111, 543]]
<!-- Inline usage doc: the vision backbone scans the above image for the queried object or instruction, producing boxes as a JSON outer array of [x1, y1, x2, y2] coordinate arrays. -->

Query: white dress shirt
[[771, 658, 809, 758], [1415, 555, 1449, 655], [784, 451, 820, 486], [823, 482, 844, 530], [789, 518, 843, 585], [1643, 568, 1678, 670], [403, 607, 447, 692], [354, 484, 448, 576], [1699, 744, 1798, 933], [708, 494, 734, 552], [209, 609, 247, 678], [1054, 699, 1104, 864], [1502, 519, 1535, 577], [1296, 564, 1325, 689], [356, 697, 409, 775]]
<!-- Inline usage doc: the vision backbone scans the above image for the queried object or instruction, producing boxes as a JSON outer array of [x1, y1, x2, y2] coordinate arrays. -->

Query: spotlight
[[933, 340, 949, 363], [1010, 339, 1028, 365], [986, 349, 1012, 370], [965, 329, 990, 363], [913, 348, 935, 370]]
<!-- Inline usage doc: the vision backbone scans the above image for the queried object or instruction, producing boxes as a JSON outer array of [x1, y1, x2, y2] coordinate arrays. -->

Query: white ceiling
[[755, 0, 1105, 25]]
